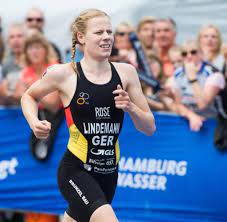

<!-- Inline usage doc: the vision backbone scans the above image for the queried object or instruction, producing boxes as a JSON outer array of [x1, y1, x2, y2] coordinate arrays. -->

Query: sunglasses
[[26, 17, 44, 23], [182, 49, 198, 57], [115, 32, 132, 36]]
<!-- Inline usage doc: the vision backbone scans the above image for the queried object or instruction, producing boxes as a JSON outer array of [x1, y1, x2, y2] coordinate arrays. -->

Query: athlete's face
[[81, 16, 114, 60]]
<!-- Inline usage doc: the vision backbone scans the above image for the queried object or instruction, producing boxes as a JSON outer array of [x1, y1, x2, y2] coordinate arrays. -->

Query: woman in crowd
[[170, 40, 225, 131], [16, 33, 59, 109], [110, 22, 138, 67], [198, 24, 225, 72]]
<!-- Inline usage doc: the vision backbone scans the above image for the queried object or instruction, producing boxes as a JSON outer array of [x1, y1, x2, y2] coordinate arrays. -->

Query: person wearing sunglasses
[[25, 8, 45, 33], [169, 40, 225, 131], [110, 22, 138, 67], [25, 7, 62, 63]]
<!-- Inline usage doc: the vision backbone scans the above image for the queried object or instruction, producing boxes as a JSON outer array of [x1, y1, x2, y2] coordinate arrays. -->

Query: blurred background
[[2, 0, 227, 52], [0, 0, 227, 222]]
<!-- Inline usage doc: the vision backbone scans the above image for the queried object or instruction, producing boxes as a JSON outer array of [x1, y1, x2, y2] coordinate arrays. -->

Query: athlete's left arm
[[113, 64, 156, 136]]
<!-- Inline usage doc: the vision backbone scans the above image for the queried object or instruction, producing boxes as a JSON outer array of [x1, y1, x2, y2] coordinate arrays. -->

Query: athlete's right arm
[[21, 65, 63, 139]]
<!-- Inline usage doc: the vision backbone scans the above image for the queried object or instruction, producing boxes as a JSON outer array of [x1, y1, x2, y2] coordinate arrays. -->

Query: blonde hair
[[198, 24, 222, 54], [182, 40, 199, 51], [137, 16, 156, 33], [115, 22, 134, 32], [22, 33, 57, 66], [71, 9, 109, 73]]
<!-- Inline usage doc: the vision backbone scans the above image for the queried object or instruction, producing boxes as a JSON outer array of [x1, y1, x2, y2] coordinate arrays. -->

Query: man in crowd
[[154, 18, 176, 77], [25, 7, 62, 62], [2, 23, 25, 78], [137, 16, 156, 56]]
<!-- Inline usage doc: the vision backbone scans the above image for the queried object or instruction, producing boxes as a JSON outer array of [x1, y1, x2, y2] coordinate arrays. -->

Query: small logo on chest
[[77, 92, 89, 105]]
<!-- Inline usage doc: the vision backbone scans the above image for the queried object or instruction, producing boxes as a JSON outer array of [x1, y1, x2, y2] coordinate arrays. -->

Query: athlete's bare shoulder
[[41, 63, 77, 87], [111, 62, 138, 88], [111, 62, 136, 74], [42, 63, 73, 80]]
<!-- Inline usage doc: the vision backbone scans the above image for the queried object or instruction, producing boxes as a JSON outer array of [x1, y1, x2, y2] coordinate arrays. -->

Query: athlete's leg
[[89, 204, 118, 222], [63, 212, 77, 222]]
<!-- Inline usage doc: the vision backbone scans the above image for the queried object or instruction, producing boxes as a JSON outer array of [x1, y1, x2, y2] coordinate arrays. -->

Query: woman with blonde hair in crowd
[[169, 40, 225, 131], [198, 24, 225, 72]]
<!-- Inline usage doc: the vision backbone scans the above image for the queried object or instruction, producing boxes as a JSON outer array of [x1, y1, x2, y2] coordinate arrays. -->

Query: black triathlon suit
[[57, 62, 124, 222]]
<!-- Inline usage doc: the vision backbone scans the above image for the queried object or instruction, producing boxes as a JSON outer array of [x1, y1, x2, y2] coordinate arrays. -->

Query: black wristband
[[188, 78, 198, 84]]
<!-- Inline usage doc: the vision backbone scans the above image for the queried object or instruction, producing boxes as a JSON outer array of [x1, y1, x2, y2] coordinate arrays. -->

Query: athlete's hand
[[31, 119, 51, 139], [113, 84, 132, 112]]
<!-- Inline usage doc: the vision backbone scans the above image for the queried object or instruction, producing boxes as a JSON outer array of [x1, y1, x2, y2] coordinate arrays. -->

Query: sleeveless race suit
[[57, 62, 124, 222]]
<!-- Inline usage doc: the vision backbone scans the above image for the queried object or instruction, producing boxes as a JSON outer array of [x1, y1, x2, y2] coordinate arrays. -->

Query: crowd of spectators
[[0, 6, 227, 222], [109, 16, 226, 133]]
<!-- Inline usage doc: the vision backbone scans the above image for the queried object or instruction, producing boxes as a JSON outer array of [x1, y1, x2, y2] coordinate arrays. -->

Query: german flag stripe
[[64, 107, 74, 127]]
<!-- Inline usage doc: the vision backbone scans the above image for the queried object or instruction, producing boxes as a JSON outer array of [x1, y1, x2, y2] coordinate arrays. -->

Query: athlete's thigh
[[89, 204, 118, 222], [58, 165, 108, 222], [95, 170, 118, 204]]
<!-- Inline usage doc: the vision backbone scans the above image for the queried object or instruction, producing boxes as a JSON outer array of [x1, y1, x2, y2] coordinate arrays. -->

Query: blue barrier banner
[[0, 108, 226, 222]]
